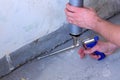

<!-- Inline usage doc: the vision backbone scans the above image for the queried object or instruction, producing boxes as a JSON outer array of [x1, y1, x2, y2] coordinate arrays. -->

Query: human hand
[[65, 3, 102, 30], [78, 41, 118, 60]]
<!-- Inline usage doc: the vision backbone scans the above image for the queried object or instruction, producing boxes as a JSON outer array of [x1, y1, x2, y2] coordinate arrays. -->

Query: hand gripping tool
[[82, 36, 106, 60]]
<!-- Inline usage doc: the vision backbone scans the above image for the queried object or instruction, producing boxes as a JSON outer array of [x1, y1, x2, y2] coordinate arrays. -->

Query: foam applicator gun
[[82, 36, 106, 60], [69, 0, 83, 46]]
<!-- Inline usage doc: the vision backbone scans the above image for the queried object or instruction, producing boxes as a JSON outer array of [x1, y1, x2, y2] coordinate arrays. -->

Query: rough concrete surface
[[0, 13, 120, 80], [1, 45, 120, 80]]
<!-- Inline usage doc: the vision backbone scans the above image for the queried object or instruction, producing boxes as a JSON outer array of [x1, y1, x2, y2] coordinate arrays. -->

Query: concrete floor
[[1, 14, 120, 80], [1, 47, 120, 80]]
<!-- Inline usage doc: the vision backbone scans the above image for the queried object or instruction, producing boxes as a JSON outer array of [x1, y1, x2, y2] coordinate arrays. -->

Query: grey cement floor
[[1, 47, 120, 80], [1, 14, 120, 80]]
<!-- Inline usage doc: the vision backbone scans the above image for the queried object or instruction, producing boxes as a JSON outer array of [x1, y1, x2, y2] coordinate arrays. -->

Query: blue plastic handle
[[94, 51, 106, 61], [86, 36, 106, 61]]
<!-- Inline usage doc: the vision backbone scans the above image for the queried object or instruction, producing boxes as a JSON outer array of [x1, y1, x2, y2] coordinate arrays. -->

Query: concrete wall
[[85, 0, 120, 18], [0, 0, 120, 59]]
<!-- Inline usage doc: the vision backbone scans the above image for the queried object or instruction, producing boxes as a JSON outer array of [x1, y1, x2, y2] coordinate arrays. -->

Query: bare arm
[[95, 19, 120, 46]]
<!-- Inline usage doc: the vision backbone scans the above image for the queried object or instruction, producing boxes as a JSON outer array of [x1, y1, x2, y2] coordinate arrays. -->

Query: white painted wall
[[0, 0, 120, 58], [0, 0, 68, 58]]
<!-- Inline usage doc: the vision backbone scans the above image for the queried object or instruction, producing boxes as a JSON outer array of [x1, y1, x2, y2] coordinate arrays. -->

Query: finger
[[84, 46, 99, 54], [78, 48, 85, 59], [89, 53, 100, 60], [67, 18, 77, 24], [67, 16, 77, 24], [66, 3, 81, 13], [67, 17, 74, 21], [67, 19, 73, 24], [65, 9, 75, 17]]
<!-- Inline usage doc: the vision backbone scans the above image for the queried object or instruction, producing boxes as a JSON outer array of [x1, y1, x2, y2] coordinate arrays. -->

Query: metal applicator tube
[[69, 0, 83, 46]]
